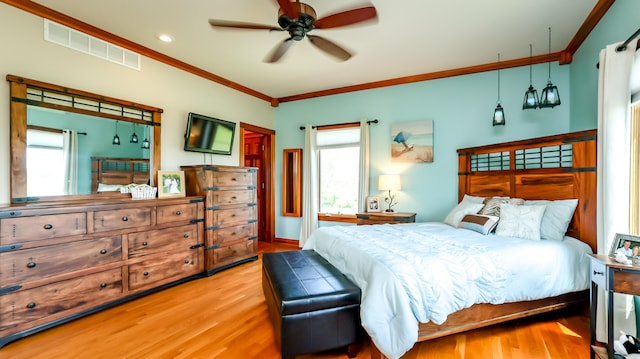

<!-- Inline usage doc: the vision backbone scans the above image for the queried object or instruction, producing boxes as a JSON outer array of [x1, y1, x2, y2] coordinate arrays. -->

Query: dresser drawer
[[0, 236, 122, 286], [0, 268, 123, 331], [157, 203, 198, 225], [0, 213, 87, 245], [93, 208, 152, 232], [206, 170, 255, 187], [209, 239, 257, 268], [128, 251, 201, 290], [206, 190, 256, 207], [128, 224, 199, 258], [207, 222, 257, 247], [211, 206, 256, 227], [590, 257, 606, 289]]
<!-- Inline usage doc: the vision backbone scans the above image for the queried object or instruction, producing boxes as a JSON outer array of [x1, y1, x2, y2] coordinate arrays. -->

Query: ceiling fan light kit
[[209, 0, 377, 63]]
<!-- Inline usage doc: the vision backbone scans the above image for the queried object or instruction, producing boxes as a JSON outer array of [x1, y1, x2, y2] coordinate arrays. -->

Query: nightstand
[[589, 254, 640, 359], [356, 212, 416, 225]]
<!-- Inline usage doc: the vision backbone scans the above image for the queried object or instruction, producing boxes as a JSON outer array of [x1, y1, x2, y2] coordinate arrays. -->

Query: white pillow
[[444, 202, 484, 227], [460, 214, 499, 235], [495, 203, 547, 240], [97, 183, 124, 192], [462, 194, 485, 204], [524, 199, 578, 241]]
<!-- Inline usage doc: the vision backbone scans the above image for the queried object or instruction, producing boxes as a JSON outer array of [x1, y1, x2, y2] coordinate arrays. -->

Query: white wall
[[0, 3, 275, 204]]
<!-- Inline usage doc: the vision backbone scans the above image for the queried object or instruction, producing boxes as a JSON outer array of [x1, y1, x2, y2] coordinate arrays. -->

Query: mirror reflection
[[26, 106, 151, 197]]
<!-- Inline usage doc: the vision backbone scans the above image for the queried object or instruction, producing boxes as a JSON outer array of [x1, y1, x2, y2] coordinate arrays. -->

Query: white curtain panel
[[596, 41, 636, 342], [298, 125, 319, 248], [62, 129, 78, 195], [357, 119, 371, 213]]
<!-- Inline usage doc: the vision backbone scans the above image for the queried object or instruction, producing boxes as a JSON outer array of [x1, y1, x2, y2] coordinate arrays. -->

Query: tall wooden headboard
[[457, 130, 597, 252]]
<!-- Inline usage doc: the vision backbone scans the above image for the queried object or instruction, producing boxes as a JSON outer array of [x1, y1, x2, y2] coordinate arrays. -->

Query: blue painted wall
[[274, 64, 571, 240], [570, 0, 640, 131]]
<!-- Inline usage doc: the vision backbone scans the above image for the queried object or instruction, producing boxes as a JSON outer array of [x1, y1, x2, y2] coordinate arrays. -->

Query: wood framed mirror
[[7, 75, 162, 203], [282, 148, 302, 217]]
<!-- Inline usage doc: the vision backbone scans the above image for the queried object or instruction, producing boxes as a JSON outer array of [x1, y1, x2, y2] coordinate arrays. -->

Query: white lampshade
[[378, 174, 401, 191]]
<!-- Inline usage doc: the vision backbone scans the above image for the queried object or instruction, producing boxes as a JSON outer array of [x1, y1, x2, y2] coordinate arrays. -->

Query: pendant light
[[522, 44, 539, 110], [539, 27, 561, 108], [130, 123, 139, 143], [141, 125, 150, 149], [492, 53, 505, 126], [112, 121, 121, 145]]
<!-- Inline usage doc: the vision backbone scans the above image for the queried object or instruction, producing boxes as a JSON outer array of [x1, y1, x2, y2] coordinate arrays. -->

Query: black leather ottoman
[[262, 250, 361, 359]]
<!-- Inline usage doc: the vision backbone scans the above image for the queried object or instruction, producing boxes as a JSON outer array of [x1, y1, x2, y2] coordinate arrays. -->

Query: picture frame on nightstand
[[366, 196, 381, 212], [609, 233, 640, 262]]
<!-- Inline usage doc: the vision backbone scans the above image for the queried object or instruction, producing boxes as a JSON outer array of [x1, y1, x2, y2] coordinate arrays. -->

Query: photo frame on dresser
[[158, 171, 186, 198], [366, 196, 381, 212], [609, 233, 640, 261]]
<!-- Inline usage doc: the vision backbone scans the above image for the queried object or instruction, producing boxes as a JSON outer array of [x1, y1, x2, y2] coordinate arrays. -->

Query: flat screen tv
[[184, 112, 236, 155]]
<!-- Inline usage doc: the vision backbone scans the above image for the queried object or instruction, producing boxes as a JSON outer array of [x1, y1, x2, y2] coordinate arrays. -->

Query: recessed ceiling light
[[157, 34, 173, 43]]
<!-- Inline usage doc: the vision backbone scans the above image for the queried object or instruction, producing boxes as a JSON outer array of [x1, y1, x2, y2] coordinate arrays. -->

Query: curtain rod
[[299, 119, 378, 130], [616, 27, 640, 52]]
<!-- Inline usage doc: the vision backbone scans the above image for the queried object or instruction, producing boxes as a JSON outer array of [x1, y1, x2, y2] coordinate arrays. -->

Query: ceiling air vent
[[44, 19, 141, 70]]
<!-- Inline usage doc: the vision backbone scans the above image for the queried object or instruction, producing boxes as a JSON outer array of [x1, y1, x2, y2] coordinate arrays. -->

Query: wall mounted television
[[183, 112, 236, 155]]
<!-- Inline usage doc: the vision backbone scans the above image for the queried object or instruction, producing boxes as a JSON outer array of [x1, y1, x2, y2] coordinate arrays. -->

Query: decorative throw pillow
[[495, 203, 547, 240], [460, 214, 499, 235], [444, 202, 484, 228], [462, 194, 485, 204], [524, 199, 578, 241], [479, 197, 525, 217]]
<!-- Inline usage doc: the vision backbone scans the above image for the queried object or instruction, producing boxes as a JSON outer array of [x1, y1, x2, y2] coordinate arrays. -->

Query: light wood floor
[[0, 242, 592, 359]]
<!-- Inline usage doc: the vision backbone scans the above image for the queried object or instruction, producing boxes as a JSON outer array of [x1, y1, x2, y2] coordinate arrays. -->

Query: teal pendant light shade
[[493, 104, 505, 126], [522, 44, 539, 110], [538, 27, 561, 109], [112, 121, 120, 145], [130, 123, 139, 143], [492, 53, 505, 126]]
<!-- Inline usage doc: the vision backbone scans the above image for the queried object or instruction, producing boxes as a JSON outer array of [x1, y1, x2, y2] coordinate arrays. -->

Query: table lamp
[[378, 174, 401, 212]]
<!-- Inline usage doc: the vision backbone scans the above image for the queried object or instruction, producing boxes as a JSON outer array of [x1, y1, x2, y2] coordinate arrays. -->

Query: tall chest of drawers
[[0, 197, 204, 347], [181, 165, 258, 275]]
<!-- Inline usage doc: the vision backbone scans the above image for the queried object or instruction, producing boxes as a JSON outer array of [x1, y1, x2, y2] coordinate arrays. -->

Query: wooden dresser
[[0, 197, 204, 348], [181, 165, 259, 275]]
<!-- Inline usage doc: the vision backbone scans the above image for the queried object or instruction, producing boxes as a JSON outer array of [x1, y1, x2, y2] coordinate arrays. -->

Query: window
[[317, 125, 361, 215], [27, 129, 65, 196]]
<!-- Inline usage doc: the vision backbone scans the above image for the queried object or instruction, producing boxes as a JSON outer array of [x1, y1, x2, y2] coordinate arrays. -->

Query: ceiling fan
[[208, 0, 378, 63]]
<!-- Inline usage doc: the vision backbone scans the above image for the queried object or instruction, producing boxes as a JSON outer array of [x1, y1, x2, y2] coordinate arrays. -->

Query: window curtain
[[299, 124, 318, 248], [357, 119, 371, 213], [595, 41, 637, 342], [62, 129, 78, 195]]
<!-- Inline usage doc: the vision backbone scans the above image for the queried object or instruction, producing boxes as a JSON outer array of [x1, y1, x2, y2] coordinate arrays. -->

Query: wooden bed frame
[[372, 129, 597, 358], [90, 157, 151, 193]]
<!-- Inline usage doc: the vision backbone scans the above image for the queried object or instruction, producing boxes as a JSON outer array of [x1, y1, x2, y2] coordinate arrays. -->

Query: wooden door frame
[[240, 122, 275, 243]]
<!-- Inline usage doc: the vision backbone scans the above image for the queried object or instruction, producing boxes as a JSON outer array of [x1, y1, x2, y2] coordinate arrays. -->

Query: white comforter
[[302, 222, 592, 359]]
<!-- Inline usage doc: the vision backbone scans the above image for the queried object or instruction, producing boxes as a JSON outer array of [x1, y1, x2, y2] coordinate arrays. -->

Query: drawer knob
[[43, 224, 53, 230], [593, 270, 604, 276], [122, 216, 129, 222], [27, 262, 37, 268], [176, 210, 182, 215], [231, 213, 236, 217], [100, 282, 108, 288], [184, 258, 190, 264], [143, 241, 148, 246], [231, 177, 237, 181], [143, 271, 149, 276], [100, 249, 108, 254], [231, 196, 237, 200], [183, 234, 189, 238], [26, 302, 37, 309]]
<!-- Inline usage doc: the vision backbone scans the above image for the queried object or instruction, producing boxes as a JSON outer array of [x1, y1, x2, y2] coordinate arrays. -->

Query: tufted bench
[[262, 250, 361, 359]]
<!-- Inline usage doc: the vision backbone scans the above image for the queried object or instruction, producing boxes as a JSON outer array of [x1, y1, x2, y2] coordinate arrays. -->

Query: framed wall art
[[391, 120, 434, 163]]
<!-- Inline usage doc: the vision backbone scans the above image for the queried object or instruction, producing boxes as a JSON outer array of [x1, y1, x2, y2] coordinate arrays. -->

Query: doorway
[[240, 123, 275, 243]]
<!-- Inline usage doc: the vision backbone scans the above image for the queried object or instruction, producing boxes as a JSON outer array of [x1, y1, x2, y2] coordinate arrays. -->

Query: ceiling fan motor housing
[[278, 2, 316, 40]]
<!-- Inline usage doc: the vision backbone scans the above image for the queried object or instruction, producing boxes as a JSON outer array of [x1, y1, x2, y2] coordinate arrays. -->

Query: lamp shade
[[378, 174, 401, 191], [492, 104, 505, 126]]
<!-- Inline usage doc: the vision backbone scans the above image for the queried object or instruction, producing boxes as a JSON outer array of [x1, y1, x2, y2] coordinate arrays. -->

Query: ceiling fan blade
[[264, 38, 294, 63], [276, 0, 297, 20], [209, 19, 280, 31], [314, 5, 377, 29], [307, 35, 352, 61]]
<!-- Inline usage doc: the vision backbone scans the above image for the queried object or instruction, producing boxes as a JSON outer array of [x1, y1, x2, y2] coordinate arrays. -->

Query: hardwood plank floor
[[0, 242, 591, 358]]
